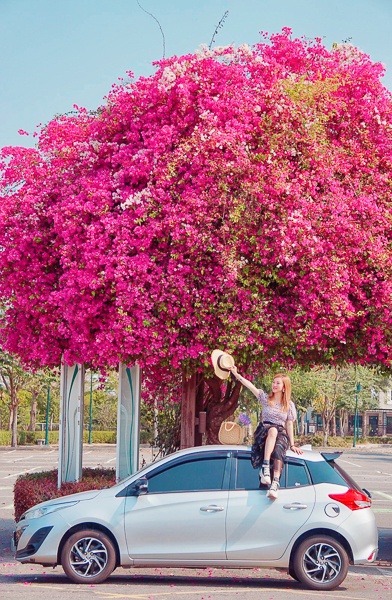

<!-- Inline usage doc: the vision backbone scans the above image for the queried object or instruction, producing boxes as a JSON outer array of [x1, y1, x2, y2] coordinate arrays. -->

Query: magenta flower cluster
[[1, 30, 392, 373]]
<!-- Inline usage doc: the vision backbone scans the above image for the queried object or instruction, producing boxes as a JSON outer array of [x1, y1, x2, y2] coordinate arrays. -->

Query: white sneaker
[[267, 479, 279, 500], [259, 464, 271, 485]]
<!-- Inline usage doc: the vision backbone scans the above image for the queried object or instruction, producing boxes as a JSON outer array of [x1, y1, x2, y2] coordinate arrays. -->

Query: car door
[[226, 451, 315, 561], [124, 451, 230, 562]]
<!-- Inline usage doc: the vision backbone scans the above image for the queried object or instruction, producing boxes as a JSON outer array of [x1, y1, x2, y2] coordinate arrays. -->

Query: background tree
[[0, 351, 35, 446], [2, 31, 392, 441], [312, 365, 384, 444]]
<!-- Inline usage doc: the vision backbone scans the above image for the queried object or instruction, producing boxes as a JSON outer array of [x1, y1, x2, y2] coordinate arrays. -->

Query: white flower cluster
[[160, 61, 188, 90], [120, 188, 151, 210]]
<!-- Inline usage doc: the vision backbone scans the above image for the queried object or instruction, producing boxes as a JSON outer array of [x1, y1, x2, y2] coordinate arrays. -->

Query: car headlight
[[23, 501, 79, 520]]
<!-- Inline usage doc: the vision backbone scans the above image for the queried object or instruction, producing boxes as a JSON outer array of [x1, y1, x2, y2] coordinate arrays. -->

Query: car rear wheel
[[293, 535, 349, 591], [61, 529, 116, 584]]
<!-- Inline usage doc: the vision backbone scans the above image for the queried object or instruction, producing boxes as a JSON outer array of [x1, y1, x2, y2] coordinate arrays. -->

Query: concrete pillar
[[116, 363, 141, 481], [58, 363, 85, 488]]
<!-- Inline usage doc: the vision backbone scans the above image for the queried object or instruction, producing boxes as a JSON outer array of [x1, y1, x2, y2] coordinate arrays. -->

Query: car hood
[[25, 489, 102, 512]]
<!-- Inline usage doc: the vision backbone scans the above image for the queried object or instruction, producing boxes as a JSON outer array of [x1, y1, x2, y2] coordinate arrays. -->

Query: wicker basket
[[218, 421, 244, 445]]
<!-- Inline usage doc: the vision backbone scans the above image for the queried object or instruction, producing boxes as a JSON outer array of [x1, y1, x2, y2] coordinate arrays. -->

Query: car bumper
[[337, 508, 379, 564], [14, 513, 69, 565]]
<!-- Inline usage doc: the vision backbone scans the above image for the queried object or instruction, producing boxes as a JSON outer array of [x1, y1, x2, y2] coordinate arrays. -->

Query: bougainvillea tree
[[2, 29, 392, 441]]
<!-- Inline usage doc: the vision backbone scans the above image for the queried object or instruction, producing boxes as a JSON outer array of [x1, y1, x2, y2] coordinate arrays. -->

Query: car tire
[[288, 565, 299, 581], [293, 535, 349, 591], [61, 528, 116, 584]]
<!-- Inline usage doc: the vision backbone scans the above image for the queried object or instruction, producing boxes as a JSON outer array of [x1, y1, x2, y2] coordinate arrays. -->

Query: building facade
[[305, 389, 392, 437]]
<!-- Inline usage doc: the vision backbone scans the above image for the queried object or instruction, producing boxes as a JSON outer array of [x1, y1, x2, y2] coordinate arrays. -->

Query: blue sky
[[1, 0, 391, 149]]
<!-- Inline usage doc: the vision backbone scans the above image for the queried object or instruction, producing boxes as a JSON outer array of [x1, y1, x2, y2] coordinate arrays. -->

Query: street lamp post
[[353, 382, 361, 447], [45, 385, 50, 445]]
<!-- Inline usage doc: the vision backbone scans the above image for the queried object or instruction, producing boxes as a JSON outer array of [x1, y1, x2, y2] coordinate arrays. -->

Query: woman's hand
[[228, 365, 238, 377], [290, 445, 303, 455]]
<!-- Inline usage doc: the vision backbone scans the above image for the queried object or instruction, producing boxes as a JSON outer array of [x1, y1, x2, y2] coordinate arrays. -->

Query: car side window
[[286, 462, 310, 488], [147, 457, 227, 493], [235, 455, 287, 490]]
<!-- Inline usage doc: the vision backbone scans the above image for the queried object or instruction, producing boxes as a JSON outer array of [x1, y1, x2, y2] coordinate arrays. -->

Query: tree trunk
[[300, 412, 306, 435], [339, 409, 344, 437], [7, 407, 13, 431], [322, 419, 329, 447], [29, 392, 38, 431], [362, 412, 368, 439], [331, 407, 337, 437], [194, 375, 205, 447], [343, 410, 348, 437], [180, 372, 197, 449], [11, 403, 18, 448], [204, 374, 242, 444]]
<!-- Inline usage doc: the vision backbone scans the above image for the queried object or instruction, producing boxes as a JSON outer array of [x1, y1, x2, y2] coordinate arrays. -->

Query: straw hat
[[211, 349, 235, 380]]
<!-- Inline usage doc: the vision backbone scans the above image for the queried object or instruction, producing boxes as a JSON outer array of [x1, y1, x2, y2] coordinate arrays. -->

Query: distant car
[[13, 445, 378, 590]]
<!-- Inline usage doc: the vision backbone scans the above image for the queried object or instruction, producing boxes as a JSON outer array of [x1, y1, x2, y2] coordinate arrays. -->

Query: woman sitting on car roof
[[229, 367, 303, 500]]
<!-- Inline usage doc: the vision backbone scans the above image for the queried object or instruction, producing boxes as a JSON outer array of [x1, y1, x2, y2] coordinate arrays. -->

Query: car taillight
[[328, 489, 371, 510]]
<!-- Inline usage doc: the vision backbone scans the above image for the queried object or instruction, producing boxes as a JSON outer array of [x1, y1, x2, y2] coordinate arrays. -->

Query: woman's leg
[[259, 427, 278, 485], [272, 458, 284, 480], [264, 427, 278, 461], [267, 430, 289, 500]]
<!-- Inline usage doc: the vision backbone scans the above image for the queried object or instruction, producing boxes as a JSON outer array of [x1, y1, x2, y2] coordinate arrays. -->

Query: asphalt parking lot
[[0, 444, 391, 600]]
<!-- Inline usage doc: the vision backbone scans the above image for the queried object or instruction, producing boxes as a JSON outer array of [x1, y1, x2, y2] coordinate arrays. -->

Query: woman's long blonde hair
[[268, 373, 291, 413]]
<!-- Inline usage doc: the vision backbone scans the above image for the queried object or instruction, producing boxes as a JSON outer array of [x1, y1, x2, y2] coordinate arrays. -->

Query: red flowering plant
[[1, 30, 392, 441]]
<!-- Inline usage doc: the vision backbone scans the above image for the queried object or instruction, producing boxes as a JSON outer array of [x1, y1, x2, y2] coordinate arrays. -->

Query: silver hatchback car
[[14, 445, 378, 591]]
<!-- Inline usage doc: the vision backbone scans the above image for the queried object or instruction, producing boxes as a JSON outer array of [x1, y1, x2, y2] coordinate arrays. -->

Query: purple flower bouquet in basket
[[238, 414, 251, 426]]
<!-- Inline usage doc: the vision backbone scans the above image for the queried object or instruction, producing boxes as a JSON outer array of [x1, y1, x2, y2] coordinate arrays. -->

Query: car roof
[[154, 444, 325, 464]]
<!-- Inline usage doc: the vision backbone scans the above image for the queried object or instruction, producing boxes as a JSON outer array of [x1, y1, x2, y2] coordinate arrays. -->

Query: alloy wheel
[[68, 536, 108, 578], [302, 542, 342, 584]]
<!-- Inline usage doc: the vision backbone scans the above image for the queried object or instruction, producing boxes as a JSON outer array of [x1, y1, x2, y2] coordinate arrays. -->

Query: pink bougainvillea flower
[[1, 29, 392, 384]]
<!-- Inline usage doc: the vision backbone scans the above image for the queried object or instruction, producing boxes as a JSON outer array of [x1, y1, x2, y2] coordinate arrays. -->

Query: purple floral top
[[258, 390, 297, 427]]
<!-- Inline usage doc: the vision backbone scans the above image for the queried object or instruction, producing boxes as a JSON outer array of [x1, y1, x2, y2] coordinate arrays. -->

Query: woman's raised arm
[[228, 366, 260, 399]]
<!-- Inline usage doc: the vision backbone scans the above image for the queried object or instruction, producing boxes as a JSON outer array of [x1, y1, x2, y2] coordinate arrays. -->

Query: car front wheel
[[293, 535, 349, 591], [61, 529, 116, 584]]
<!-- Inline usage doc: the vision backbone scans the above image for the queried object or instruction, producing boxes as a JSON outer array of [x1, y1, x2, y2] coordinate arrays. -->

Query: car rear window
[[331, 462, 364, 493], [306, 459, 348, 486]]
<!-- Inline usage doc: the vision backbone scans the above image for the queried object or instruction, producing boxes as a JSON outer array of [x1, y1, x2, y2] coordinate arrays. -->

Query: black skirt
[[251, 422, 290, 470]]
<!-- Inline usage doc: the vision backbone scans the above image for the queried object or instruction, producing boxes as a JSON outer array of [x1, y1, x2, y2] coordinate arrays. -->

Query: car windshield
[[111, 454, 168, 488]]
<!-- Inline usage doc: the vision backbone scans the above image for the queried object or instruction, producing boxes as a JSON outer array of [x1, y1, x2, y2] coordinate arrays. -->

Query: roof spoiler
[[321, 451, 343, 462]]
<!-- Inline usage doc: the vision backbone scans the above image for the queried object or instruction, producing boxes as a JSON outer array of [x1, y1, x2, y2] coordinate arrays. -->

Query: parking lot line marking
[[20, 582, 371, 599], [3, 466, 42, 478], [93, 588, 372, 600], [105, 458, 116, 464], [0, 503, 14, 509], [339, 459, 361, 467], [7, 454, 34, 462], [0, 486, 13, 490], [6, 450, 16, 454], [374, 491, 392, 500], [376, 568, 392, 576], [85, 451, 92, 454]]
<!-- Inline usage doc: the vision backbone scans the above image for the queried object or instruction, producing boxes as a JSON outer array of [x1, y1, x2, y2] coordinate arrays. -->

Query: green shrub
[[83, 431, 117, 444], [327, 436, 349, 447], [308, 434, 324, 447], [0, 430, 11, 445], [14, 468, 116, 522], [0, 430, 122, 446], [140, 429, 153, 444]]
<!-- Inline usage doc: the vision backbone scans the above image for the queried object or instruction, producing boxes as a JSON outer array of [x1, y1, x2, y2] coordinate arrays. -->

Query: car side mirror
[[133, 477, 148, 496]]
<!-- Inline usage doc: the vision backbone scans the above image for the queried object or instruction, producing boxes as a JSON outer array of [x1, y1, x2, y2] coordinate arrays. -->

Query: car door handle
[[283, 503, 308, 510], [200, 505, 225, 512]]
